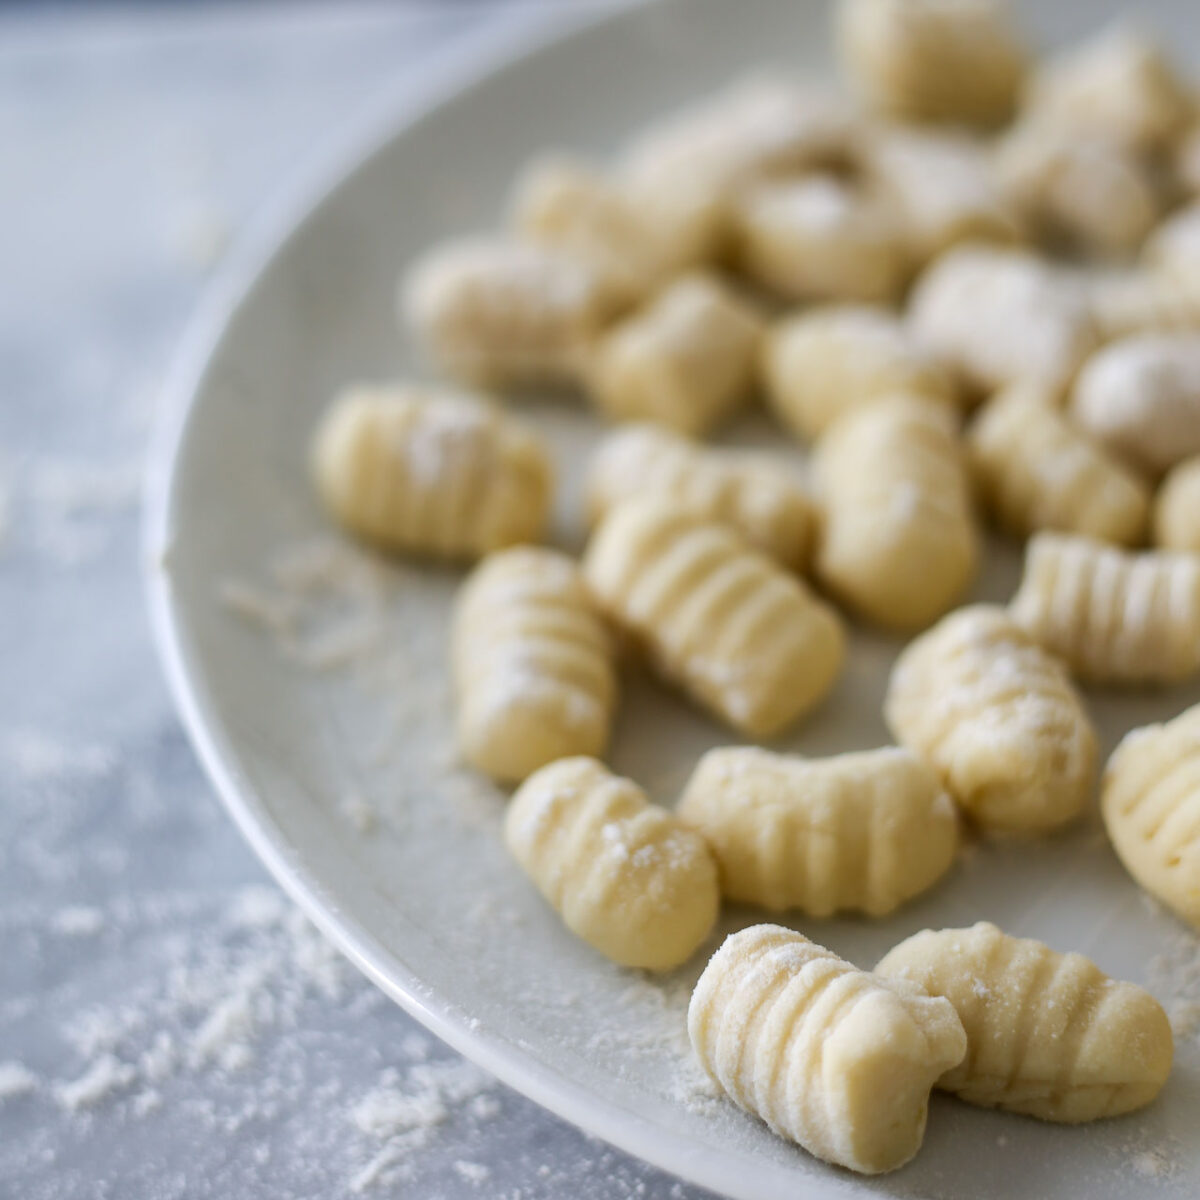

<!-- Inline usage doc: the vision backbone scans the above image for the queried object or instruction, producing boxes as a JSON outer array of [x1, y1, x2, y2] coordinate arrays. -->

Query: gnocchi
[[505, 757, 719, 970], [688, 924, 967, 1175], [582, 498, 845, 737], [1102, 702, 1200, 928], [312, 384, 551, 559], [967, 383, 1150, 547], [813, 396, 979, 630], [452, 547, 616, 783], [876, 922, 1174, 1122], [1010, 532, 1200, 685], [1154, 456, 1200, 552], [1086, 269, 1200, 342], [885, 605, 1097, 833], [676, 745, 958, 915], [585, 424, 814, 570]]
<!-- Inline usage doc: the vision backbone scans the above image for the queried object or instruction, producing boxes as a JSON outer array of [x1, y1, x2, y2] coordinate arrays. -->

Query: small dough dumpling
[[885, 605, 1097, 834], [312, 384, 551, 560], [689, 924, 967, 1175], [1086, 267, 1200, 343], [1102, 702, 1200, 928], [876, 922, 1174, 1122], [505, 757, 719, 970], [1142, 201, 1200, 284], [586, 272, 762, 436], [1154, 456, 1200, 552], [732, 175, 910, 305], [813, 396, 978, 630], [908, 243, 1098, 398], [967, 382, 1150, 547], [677, 745, 958, 915], [585, 423, 814, 570], [837, 0, 1027, 127], [762, 304, 957, 441]]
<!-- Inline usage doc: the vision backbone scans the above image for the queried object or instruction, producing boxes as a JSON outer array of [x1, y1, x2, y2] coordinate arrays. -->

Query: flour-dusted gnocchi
[[676, 746, 958, 915], [312, 384, 551, 559], [583, 498, 845, 737], [1010, 532, 1200, 685], [876, 922, 1174, 1122], [885, 605, 1097, 833], [762, 304, 956, 441], [733, 175, 910, 304], [1102, 702, 1200, 928], [1155, 457, 1200, 552], [401, 237, 618, 388], [505, 757, 719, 970], [1070, 333, 1200, 475], [967, 384, 1150, 546], [1087, 269, 1200, 342], [836, 0, 1027, 127], [586, 273, 762, 436], [1143, 202, 1200, 284], [813, 396, 978, 630], [688, 925, 967, 1175], [994, 122, 1160, 258], [908, 244, 1098, 398], [452, 548, 616, 783], [585, 424, 814, 570]]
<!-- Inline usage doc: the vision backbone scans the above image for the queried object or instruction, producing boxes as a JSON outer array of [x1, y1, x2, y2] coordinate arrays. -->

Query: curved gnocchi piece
[[762, 304, 957, 441], [505, 757, 718, 971], [688, 924, 967, 1175], [967, 383, 1150, 546], [1154, 457, 1200, 552], [1009, 532, 1200, 685], [813, 396, 978, 630], [312, 384, 551, 560], [1087, 269, 1200, 342], [885, 605, 1097, 833], [586, 273, 762, 436], [452, 548, 616, 783], [1142, 201, 1200, 284], [585, 424, 814, 570], [583, 498, 845, 738], [1102, 702, 1200, 928], [876, 922, 1174, 1122], [676, 745, 958, 915]]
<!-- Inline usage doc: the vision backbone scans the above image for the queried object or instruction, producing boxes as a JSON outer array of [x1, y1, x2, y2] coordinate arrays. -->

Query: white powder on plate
[[0, 1062, 38, 1100]]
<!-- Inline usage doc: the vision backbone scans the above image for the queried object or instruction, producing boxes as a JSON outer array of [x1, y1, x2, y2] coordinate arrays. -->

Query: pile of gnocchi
[[310, 0, 1200, 1178]]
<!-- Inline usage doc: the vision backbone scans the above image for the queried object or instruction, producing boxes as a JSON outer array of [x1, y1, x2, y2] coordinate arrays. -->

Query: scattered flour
[[56, 1054, 136, 1111], [26, 459, 141, 566], [51, 906, 106, 937], [0, 1062, 38, 1100]]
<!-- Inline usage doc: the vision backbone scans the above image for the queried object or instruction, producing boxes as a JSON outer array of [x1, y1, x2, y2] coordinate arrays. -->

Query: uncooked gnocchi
[[452, 547, 616, 783], [586, 273, 761, 436], [312, 384, 551, 559], [584, 424, 814, 569], [1102, 702, 1200, 928], [876, 922, 1174, 1122], [967, 383, 1150, 546], [583, 498, 845, 737], [1154, 457, 1200, 552], [688, 924, 967, 1175], [813, 396, 978, 630], [676, 745, 958, 915], [505, 757, 719, 970], [1086, 269, 1200, 342], [762, 304, 957, 441], [1010, 532, 1200, 685], [885, 605, 1097, 833]]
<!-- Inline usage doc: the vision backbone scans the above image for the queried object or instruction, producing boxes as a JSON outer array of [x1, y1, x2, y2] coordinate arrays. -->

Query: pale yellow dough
[[1154, 457, 1200, 553]]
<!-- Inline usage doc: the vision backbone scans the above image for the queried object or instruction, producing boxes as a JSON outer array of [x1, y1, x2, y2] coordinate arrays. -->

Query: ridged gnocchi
[[1154, 457, 1200, 552], [885, 605, 1097, 833], [585, 424, 814, 569], [688, 924, 967, 1175], [876, 922, 1174, 1122], [676, 746, 958, 915], [1010, 532, 1200, 685], [312, 384, 551, 559], [452, 548, 616, 783], [813, 396, 978, 630], [583, 498, 845, 737], [836, 0, 1027, 127], [967, 383, 1150, 546], [586, 273, 762, 435], [762, 304, 957, 441], [505, 757, 719, 970], [1102, 702, 1200, 928]]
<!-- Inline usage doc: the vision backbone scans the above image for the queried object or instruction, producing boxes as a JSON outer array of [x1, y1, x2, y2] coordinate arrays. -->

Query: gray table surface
[[0, 4, 714, 1196]]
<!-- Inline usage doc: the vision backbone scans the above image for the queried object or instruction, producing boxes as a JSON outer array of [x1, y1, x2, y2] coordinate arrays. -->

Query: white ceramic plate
[[146, 2, 1200, 1196]]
